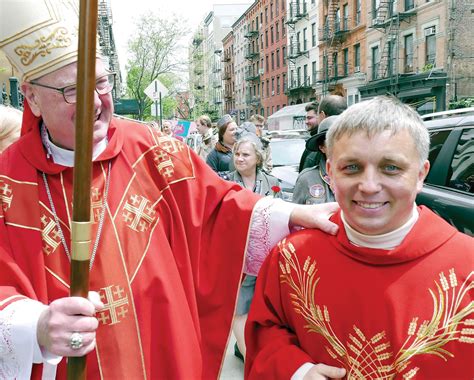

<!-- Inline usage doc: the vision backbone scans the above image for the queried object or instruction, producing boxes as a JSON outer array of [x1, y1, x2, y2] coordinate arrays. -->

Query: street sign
[[145, 79, 169, 100]]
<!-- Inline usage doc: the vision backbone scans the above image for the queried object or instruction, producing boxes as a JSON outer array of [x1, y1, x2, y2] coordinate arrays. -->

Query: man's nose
[[358, 168, 382, 193]]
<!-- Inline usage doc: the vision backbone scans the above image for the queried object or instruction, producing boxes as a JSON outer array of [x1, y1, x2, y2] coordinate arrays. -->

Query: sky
[[110, 0, 252, 77]]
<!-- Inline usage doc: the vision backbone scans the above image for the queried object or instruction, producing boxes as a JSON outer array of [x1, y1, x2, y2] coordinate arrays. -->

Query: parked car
[[270, 136, 306, 201], [417, 107, 474, 236]]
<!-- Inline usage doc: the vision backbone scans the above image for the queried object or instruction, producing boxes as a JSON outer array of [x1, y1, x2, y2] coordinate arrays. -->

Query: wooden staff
[[68, 0, 98, 379]]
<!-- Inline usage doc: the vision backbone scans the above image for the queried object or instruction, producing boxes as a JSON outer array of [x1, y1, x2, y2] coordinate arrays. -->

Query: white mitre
[[0, 0, 81, 82]]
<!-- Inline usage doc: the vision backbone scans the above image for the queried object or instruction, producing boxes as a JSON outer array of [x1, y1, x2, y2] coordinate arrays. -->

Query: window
[[277, 75, 281, 94], [372, 0, 380, 19], [266, 80, 270, 96], [372, 46, 379, 79], [427, 130, 450, 168], [270, 3, 273, 19], [303, 64, 308, 85], [311, 23, 316, 47], [271, 78, 275, 93], [282, 18, 286, 37], [276, 49, 280, 68], [343, 48, 349, 76], [265, 30, 268, 48], [265, 7, 268, 23], [404, 34, 414, 72], [266, 55, 269, 72], [276, 22, 279, 41], [297, 67, 301, 86], [271, 52, 275, 70], [296, 31, 301, 53], [303, 28, 307, 51], [333, 52, 338, 77], [271, 27, 274, 44], [276, 0, 279, 15], [425, 27, 436, 66], [282, 46, 287, 65], [448, 128, 474, 193], [355, 0, 361, 25], [343, 4, 349, 30], [312, 61, 317, 83], [335, 8, 341, 32], [283, 73, 287, 92], [405, 0, 414, 10], [354, 43, 361, 69]]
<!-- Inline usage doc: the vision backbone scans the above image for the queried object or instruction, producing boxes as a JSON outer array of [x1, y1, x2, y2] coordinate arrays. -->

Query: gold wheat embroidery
[[277, 239, 474, 379]]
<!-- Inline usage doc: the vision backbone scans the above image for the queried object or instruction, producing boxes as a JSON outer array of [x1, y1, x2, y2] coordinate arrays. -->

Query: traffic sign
[[145, 79, 169, 100]]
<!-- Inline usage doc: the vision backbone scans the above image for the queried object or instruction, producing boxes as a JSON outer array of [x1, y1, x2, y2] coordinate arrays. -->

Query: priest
[[245, 96, 474, 380]]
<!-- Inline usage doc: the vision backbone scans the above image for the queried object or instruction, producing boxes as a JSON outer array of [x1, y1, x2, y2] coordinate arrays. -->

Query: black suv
[[417, 108, 474, 236]]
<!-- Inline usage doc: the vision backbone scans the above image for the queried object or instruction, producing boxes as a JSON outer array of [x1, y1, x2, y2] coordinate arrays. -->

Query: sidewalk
[[219, 335, 244, 380]]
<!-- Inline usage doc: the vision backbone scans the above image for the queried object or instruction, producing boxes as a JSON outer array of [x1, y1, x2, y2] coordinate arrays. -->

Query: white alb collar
[[341, 204, 419, 250], [41, 123, 108, 167]]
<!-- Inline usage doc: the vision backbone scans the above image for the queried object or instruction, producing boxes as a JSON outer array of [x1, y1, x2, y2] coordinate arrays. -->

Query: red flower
[[271, 185, 281, 196]]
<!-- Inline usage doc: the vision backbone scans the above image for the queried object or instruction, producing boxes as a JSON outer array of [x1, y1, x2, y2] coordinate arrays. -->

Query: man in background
[[299, 95, 347, 172]]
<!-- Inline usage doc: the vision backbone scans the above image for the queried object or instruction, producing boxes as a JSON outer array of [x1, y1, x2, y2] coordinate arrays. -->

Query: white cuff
[[291, 362, 315, 380], [267, 198, 294, 248]]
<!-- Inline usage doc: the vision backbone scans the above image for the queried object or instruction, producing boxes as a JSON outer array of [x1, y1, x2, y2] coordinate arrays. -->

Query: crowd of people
[[0, 1, 472, 379]]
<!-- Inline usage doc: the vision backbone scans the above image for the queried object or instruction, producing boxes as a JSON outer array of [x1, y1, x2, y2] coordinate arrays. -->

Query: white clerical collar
[[341, 204, 419, 250], [41, 123, 108, 167]]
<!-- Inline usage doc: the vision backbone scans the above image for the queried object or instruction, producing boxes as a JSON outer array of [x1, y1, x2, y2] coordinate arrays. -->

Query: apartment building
[[261, 0, 289, 117], [316, 0, 368, 105], [223, 31, 235, 116], [232, 13, 251, 122], [359, 0, 473, 112], [287, 0, 318, 105], [243, 1, 263, 119]]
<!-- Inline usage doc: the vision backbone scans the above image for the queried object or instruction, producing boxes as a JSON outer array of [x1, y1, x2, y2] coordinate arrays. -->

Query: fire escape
[[369, 0, 417, 90], [318, 0, 351, 96], [244, 23, 260, 111], [286, 0, 309, 98]]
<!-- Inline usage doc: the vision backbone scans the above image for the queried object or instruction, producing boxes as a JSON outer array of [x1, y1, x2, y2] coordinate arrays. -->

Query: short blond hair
[[0, 105, 22, 152]]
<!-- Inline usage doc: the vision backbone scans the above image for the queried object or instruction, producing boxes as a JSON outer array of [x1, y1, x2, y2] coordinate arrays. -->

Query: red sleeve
[[245, 245, 314, 379]]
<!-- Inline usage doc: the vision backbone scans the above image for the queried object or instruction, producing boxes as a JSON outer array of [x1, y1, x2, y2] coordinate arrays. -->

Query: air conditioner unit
[[424, 26, 436, 36], [259, 68, 264, 75], [271, 91, 275, 96]]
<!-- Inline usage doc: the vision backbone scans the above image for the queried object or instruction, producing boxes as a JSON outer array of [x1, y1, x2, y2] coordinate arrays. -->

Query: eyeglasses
[[29, 72, 116, 104]]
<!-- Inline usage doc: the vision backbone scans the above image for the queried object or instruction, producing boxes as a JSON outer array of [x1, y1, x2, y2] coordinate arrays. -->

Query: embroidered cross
[[97, 285, 129, 326], [122, 194, 156, 232]]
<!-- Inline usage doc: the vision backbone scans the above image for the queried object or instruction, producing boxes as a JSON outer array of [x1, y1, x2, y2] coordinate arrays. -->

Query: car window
[[447, 128, 474, 193], [428, 130, 450, 165]]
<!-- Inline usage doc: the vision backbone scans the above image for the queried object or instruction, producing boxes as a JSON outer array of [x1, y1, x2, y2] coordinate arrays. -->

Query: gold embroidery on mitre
[[41, 213, 62, 255], [122, 194, 157, 232], [278, 239, 474, 379], [97, 285, 130, 326], [0, 179, 13, 212], [14, 27, 72, 66]]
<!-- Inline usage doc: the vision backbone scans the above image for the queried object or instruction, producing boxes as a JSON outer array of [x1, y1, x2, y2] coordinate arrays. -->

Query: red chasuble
[[246, 208, 474, 380], [0, 116, 260, 379]]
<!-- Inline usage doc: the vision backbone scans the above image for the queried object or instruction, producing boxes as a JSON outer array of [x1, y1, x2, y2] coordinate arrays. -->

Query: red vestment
[[245, 208, 474, 379], [0, 116, 260, 379]]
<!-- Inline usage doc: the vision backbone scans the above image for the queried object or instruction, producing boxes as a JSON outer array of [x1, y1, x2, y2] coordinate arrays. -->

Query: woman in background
[[206, 114, 237, 174], [227, 135, 281, 361]]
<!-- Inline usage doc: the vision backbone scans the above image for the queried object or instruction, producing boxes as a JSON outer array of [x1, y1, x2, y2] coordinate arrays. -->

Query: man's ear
[[416, 160, 430, 192], [21, 83, 41, 117]]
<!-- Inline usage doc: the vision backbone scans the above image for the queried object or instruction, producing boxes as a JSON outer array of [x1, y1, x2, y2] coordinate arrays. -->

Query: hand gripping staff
[[68, 0, 99, 379]]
